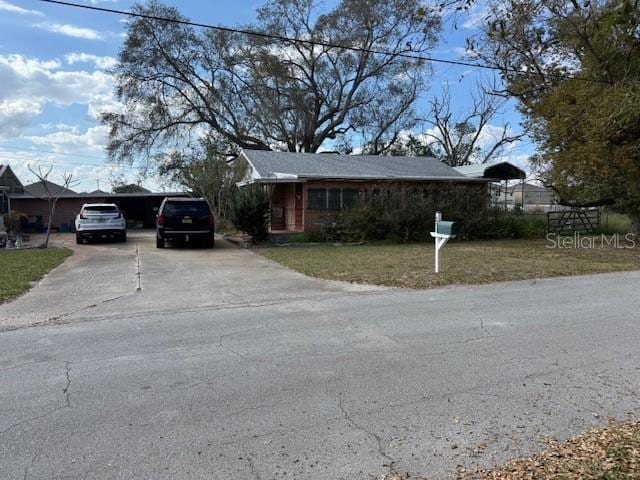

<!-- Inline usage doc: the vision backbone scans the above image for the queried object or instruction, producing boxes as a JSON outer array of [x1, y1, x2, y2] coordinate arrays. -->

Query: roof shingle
[[241, 150, 478, 182]]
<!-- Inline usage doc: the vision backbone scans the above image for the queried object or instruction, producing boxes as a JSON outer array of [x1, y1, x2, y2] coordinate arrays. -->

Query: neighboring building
[[237, 149, 490, 234], [510, 182, 558, 209], [0, 165, 25, 214], [2, 165, 186, 230]]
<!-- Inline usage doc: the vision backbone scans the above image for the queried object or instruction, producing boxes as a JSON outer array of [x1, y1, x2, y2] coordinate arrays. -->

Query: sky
[[0, 0, 534, 192]]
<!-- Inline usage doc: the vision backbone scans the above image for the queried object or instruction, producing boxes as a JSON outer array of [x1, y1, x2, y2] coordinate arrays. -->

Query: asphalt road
[[1, 232, 639, 479]]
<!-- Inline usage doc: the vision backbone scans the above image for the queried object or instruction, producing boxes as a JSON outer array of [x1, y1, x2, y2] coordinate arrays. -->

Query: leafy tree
[[112, 183, 149, 194], [103, 0, 441, 162], [385, 133, 440, 157], [159, 138, 246, 220], [470, 0, 640, 234]]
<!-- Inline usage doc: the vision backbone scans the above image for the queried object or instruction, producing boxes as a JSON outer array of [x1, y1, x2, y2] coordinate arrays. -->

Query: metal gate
[[547, 209, 600, 234]]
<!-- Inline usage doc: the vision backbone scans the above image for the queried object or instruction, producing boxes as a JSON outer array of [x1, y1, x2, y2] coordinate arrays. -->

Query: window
[[342, 189, 358, 209], [308, 187, 360, 210], [163, 201, 211, 217], [308, 188, 327, 210], [84, 205, 118, 212], [327, 188, 341, 210]]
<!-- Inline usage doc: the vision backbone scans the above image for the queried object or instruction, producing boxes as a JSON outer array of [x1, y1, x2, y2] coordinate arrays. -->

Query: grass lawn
[[454, 420, 640, 479], [0, 247, 72, 304], [258, 239, 640, 289]]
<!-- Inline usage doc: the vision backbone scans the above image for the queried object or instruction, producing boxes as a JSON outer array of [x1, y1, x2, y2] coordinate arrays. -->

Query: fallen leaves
[[459, 420, 640, 479]]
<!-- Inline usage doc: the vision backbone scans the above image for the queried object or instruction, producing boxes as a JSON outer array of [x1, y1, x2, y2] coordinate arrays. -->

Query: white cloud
[[0, 54, 118, 138], [24, 125, 110, 153], [0, 98, 43, 138], [40, 123, 80, 133], [0, 0, 43, 16], [66, 52, 117, 69], [35, 22, 103, 40]]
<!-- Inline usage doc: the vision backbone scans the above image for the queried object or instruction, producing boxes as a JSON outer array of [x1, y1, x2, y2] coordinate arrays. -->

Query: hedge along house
[[236, 150, 491, 236]]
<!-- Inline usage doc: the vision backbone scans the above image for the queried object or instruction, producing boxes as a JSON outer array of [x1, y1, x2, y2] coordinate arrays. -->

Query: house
[[1, 165, 186, 230], [510, 182, 558, 209], [236, 150, 490, 234]]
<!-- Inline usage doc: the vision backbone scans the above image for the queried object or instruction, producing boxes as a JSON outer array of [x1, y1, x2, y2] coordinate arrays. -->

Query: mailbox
[[436, 221, 460, 237]]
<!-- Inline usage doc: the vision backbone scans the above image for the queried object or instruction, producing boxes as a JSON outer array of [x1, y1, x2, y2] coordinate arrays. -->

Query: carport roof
[[239, 149, 489, 183], [8, 190, 188, 199], [454, 162, 526, 181]]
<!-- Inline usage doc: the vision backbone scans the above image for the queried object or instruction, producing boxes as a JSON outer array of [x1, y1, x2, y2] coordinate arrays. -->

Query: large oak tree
[[103, 0, 440, 163]]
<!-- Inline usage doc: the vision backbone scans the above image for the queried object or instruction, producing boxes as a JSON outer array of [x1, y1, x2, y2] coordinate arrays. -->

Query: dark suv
[[156, 197, 214, 248]]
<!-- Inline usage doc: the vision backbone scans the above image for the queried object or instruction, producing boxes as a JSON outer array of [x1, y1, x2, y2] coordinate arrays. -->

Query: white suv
[[75, 203, 126, 244]]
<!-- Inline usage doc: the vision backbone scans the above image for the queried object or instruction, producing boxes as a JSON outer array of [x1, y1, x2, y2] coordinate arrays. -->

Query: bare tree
[[421, 80, 524, 166], [27, 166, 77, 248], [103, 0, 441, 164]]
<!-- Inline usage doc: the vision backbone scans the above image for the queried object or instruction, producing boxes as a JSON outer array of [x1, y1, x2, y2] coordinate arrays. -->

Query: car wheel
[[205, 237, 214, 248], [156, 236, 165, 249], [76, 232, 81, 244], [120, 232, 127, 243]]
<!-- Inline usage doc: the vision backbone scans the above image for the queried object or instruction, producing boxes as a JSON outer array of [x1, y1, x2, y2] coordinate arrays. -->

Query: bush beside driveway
[[258, 239, 640, 289]]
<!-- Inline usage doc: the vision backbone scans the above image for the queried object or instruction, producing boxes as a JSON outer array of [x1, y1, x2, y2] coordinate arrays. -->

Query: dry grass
[[457, 420, 640, 480], [258, 239, 640, 289]]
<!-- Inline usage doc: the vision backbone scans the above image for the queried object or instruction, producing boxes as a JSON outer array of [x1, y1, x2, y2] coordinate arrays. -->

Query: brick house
[[236, 150, 491, 234], [1, 164, 186, 231]]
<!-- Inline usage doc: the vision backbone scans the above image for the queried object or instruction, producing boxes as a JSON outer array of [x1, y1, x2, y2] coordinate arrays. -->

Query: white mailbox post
[[430, 211, 458, 273]]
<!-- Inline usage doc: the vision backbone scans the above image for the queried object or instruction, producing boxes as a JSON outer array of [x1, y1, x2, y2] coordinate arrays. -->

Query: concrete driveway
[[0, 231, 379, 330], [1, 233, 640, 479]]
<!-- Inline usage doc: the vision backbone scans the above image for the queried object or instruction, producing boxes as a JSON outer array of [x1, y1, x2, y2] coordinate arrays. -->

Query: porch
[[269, 183, 304, 233]]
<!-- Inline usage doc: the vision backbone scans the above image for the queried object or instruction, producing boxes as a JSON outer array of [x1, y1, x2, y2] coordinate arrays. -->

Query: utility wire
[[38, 0, 610, 84], [38, 0, 633, 87], [0, 144, 108, 161], [0, 153, 135, 169]]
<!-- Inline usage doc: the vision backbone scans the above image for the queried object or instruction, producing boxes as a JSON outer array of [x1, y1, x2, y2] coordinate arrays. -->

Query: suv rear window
[[84, 205, 118, 212], [163, 201, 210, 216]]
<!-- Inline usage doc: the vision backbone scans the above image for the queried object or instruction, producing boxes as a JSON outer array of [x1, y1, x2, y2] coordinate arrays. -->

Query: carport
[[109, 193, 187, 228], [454, 161, 527, 210]]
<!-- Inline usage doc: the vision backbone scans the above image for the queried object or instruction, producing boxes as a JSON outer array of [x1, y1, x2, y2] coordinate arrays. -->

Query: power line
[[0, 143, 108, 161], [33, 0, 525, 75], [0, 153, 136, 169], [37, 0, 629, 87]]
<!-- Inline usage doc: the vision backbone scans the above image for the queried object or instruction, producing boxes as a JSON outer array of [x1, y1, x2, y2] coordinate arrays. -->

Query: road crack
[[1, 361, 73, 436], [336, 392, 396, 473]]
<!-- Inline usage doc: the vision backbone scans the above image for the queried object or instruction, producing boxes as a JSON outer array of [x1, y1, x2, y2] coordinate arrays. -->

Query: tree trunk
[[44, 199, 55, 248]]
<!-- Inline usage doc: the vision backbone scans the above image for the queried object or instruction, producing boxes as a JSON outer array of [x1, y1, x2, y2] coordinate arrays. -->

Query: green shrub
[[476, 212, 547, 240], [597, 212, 633, 235], [3, 212, 26, 234], [310, 184, 493, 243], [306, 185, 550, 243], [230, 184, 270, 243]]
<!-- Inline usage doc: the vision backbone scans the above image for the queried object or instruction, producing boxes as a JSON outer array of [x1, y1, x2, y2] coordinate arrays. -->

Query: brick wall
[[10, 197, 107, 230], [301, 180, 488, 233]]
